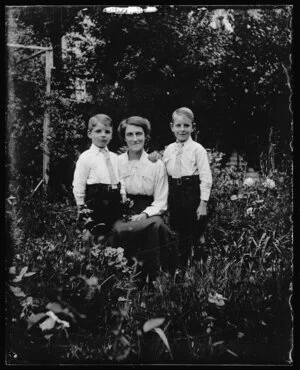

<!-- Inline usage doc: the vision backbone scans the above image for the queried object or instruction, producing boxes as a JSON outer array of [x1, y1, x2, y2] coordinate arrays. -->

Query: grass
[[5, 163, 293, 365]]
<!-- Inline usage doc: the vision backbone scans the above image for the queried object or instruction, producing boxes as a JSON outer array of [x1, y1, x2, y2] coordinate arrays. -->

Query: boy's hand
[[196, 200, 207, 220], [148, 151, 162, 163], [121, 193, 127, 203]]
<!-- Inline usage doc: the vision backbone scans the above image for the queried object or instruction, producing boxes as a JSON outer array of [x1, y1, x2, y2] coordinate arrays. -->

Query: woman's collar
[[126, 149, 147, 161]]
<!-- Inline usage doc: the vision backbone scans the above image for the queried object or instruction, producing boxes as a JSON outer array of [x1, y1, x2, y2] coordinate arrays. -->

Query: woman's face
[[124, 124, 146, 153]]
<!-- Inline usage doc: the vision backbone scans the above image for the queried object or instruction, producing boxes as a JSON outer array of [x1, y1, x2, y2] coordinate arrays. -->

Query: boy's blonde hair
[[88, 114, 112, 131], [172, 107, 194, 123]]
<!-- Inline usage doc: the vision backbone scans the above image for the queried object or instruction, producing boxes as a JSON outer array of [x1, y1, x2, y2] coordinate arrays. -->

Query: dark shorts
[[85, 183, 122, 232]]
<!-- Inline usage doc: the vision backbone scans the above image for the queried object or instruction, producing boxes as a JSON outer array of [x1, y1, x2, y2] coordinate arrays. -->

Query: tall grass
[[6, 159, 293, 364]]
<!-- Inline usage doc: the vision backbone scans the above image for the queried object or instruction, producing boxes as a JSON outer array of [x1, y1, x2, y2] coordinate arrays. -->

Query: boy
[[163, 107, 212, 265], [73, 114, 126, 243]]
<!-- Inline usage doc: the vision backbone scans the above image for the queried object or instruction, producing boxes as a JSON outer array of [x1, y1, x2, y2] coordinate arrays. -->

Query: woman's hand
[[148, 151, 162, 163], [130, 213, 148, 222], [121, 193, 128, 203], [196, 200, 207, 220]]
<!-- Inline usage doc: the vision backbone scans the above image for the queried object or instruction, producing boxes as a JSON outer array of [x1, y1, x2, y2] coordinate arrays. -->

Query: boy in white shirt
[[163, 107, 213, 265], [73, 113, 125, 242]]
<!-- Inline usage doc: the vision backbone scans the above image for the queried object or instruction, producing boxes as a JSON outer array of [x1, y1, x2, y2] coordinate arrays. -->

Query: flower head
[[208, 292, 227, 306], [246, 207, 253, 215], [104, 247, 114, 257], [263, 178, 276, 189], [243, 177, 255, 187]]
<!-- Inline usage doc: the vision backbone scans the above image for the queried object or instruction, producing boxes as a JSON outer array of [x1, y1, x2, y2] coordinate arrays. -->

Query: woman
[[111, 116, 177, 283]]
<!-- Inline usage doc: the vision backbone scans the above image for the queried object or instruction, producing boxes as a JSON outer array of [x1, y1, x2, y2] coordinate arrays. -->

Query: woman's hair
[[88, 114, 112, 131], [118, 116, 151, 142], [172, 107, 194, 123]]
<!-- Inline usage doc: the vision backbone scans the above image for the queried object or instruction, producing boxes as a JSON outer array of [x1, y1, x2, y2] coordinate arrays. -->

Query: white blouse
[[118, 150, 168, 217], [163, 137, 213, 201]]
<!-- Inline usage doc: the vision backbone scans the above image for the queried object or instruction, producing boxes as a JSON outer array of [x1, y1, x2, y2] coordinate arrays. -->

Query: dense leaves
[[6, 6, 292, 196]]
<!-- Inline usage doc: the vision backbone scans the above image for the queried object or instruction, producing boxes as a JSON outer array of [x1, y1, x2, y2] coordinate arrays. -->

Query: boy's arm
[[195, 147, 212, 202], [195, 147, 212, 219], [73, 154, 90, 208]]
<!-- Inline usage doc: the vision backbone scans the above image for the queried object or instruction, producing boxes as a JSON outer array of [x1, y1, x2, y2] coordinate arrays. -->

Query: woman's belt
[[127, 194, 154, 202]]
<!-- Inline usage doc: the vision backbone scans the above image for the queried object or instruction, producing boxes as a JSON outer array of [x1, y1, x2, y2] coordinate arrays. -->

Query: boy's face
[[88, 122, 113, 148], [171, 113, 194, 143]]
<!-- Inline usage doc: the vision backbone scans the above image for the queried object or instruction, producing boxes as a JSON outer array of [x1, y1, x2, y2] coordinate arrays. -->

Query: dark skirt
[[111, 194, 177, 279]]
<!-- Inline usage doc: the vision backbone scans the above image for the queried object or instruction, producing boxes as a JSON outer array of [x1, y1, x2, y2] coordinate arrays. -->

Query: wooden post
[[7, 43, 53, 191], [43, 48, 53, 190]]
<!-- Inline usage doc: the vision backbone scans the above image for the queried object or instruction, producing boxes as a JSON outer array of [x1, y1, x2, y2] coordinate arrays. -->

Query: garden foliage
[[5, 5, 293, 365], [6, 155, 293, 364]]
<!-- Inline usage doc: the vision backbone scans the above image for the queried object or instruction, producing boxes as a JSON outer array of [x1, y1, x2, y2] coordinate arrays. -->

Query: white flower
[[39, 311, 70, 332], [116, 255, 123, 263], [263, 178, 276, 189], [246, 207, 253, 215], [208, 292, 227, 306], [209, 20, 217, 29], [243, 177, 255, 186], [209, 9, 234, 33], [223, 18, 234, 33], [104, 247, 114, 257], [246, 207, 255, 218]]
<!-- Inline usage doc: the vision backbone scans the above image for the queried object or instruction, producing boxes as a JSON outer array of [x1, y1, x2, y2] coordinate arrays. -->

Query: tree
[[6, 5, 292, 196]]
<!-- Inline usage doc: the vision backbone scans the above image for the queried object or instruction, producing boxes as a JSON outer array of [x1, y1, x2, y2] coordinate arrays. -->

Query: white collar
[[176, 136, 193, 147], [174, 137, 193, 151], [126, 149, 148, 163], [90, 143, 109, 153]]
